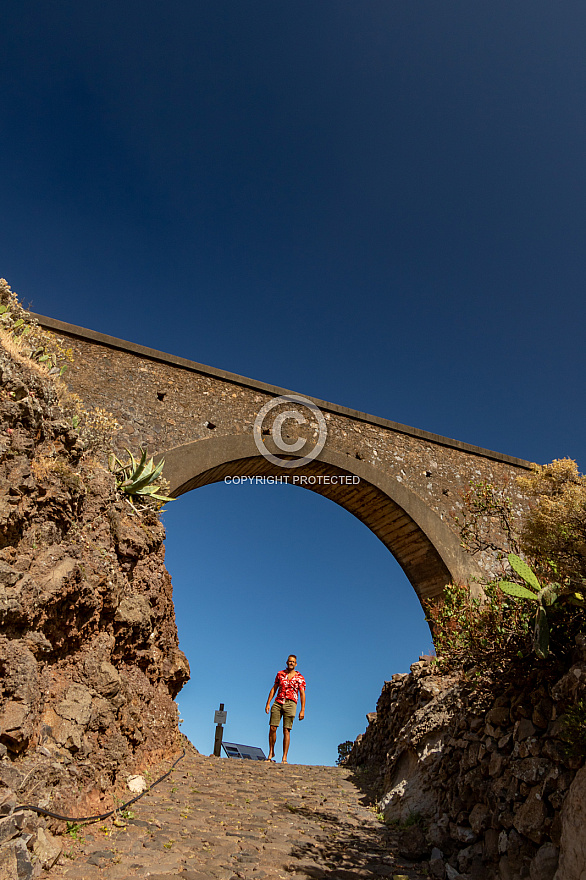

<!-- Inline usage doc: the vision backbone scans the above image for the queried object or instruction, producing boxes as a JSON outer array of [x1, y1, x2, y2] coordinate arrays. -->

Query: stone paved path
[[41, 741, 426, 880]]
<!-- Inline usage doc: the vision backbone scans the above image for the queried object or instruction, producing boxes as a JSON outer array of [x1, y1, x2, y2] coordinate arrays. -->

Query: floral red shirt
[[274, 669, 306, 704]]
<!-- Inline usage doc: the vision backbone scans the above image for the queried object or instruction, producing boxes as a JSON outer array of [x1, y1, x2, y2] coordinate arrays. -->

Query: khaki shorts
[[270, 700, 297, 730]]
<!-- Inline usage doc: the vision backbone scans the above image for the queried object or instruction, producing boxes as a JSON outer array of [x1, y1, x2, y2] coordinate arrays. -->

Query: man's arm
[[298, 688, 305, 720], [265, 685, 276, 714]]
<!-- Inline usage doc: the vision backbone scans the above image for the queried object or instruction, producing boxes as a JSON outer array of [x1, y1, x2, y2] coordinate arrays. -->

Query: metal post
[[213, 703, 224, 757]]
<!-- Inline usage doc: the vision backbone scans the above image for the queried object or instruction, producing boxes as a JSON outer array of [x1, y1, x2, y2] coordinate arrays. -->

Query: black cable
[[12, 748, 186, 823]]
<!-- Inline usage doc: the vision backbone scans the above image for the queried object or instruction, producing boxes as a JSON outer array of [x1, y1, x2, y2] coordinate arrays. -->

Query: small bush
[[337, 740, 354, 765], [426, 581, 533, 673]]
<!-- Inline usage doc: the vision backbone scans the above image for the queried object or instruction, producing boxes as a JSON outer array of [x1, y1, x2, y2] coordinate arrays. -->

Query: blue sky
[[2, 2, 585, 764]]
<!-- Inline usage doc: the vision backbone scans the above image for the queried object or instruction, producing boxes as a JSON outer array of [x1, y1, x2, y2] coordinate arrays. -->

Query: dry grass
[[30, 453, 57, 482], [0, 327, 55, 380], [0, 279, 120, 450], [31, 454, 82, 492], [0, 277, 74, 378]]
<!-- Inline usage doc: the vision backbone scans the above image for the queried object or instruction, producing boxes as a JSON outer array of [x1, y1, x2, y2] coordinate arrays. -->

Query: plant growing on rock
[[435, 463, 586, 669], [518, 458, 586, 590], [336, 741, 354, 765], [0, 280, 122, 460], [454, 478, 520, 559], [0, 281, 74, 377], [109, 447, 174, 511], [65, 822, 84, 841], [426, 581, 533, 673], [499, 553, 561, 659], [499, 551, 585, 659]]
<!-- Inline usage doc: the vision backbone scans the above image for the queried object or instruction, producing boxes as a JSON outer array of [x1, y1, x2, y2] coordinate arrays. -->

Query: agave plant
[[499, 554, 560, 659], [109, 448, 174, 506]]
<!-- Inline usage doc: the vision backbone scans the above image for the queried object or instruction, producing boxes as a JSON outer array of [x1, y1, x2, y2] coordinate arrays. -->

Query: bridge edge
[[31, 312, 534, 471]]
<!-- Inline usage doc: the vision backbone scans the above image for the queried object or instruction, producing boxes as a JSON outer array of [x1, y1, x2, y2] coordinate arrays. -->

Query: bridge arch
[[160, 435, 481, 611]]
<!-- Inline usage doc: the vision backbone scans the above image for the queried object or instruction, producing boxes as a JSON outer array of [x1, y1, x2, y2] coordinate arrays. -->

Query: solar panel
[[222, 742, 267, 760]]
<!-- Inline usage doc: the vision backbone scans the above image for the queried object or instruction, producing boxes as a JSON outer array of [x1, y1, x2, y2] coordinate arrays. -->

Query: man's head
[[286, 655, 297, 670]]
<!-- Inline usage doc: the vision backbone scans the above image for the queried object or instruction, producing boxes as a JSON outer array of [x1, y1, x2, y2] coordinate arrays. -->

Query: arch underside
[[168, 450, 460, 609]]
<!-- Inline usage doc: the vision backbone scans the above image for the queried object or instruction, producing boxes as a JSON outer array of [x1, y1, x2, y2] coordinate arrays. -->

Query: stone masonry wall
[[348, 643, 586, 880], [34, 314, 533, 585]]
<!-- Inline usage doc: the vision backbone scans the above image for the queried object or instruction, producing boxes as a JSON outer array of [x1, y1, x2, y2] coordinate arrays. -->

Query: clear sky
[[2, 2, 585, 765]]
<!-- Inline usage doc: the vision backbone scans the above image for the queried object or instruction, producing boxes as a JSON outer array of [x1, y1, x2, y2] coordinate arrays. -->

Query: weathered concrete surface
[[41, 739, 428, 880], [32, 314, 534, 608]]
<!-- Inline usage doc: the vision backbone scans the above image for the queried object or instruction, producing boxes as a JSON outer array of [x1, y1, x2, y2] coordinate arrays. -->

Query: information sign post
[[213, 703, 226, 757]]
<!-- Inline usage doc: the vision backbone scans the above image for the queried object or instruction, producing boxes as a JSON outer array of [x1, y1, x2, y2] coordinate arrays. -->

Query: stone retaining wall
[[348, 644, 586, 880]]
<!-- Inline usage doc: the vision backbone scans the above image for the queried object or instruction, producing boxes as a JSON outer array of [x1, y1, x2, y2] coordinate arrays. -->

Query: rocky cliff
[[0, 283, 190, 875], [348, 647, 586, 880]]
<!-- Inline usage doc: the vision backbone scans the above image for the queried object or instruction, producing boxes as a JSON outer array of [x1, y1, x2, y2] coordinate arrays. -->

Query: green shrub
[[336, 740, 354, 765], [426, 581, 533, 672]]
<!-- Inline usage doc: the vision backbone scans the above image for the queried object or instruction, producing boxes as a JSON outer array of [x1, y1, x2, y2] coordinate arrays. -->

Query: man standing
[[265, 655, 306, 763]]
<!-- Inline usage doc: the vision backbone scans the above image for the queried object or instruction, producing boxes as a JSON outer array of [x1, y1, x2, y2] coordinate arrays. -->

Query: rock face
[[554, 764, 586, 880], [0, 293, 190, 874], [348, 648, 586, 880]]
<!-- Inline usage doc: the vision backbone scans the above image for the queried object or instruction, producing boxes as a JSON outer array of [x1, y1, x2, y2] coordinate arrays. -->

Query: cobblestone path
[[42, 742, 425, 880]]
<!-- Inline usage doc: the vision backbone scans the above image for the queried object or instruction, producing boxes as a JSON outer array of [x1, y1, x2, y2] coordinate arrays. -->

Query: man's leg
[[282, 727, 291, 764], [267, 725, 277, 761]]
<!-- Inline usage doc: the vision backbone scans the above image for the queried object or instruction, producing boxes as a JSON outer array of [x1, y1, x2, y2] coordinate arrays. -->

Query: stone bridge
[[34, 314, 533, 610]]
